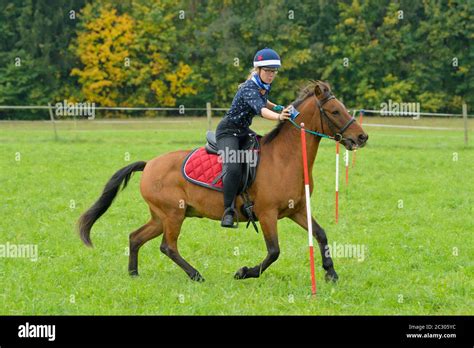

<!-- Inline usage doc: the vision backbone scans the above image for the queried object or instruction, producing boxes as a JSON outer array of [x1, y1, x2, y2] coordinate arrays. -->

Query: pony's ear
[[324, 82, 331, 93], [315, 81, 331, 99], [314, 84, 323, 97]]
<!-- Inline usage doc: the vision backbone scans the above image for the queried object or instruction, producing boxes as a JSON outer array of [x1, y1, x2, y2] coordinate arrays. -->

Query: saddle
[[204, 131, 260, 193], [181, 130, 261, 232]]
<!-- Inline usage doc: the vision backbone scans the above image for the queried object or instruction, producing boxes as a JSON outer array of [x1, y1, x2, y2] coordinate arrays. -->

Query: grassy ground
[[0, 117, 472, 315]]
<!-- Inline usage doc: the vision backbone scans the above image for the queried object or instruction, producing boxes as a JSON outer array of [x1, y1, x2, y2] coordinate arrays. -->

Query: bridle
[[316, 94, 355, 142], [289, 93, 355, 142]]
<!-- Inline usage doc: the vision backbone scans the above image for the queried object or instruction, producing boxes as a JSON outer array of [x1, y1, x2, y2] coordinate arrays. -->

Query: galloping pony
[[78, 80, 368, 282]]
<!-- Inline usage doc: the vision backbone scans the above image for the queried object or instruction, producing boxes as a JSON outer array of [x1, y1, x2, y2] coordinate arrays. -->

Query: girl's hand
[[279, 107, 291, 120]]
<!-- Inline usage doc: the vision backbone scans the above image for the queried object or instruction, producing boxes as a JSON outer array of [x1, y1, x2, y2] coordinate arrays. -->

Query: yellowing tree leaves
[[70, 2, 199, 109]]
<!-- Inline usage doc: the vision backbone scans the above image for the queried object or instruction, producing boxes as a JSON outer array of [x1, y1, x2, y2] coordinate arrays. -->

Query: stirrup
[[241, 191, 259, 234], [221, 207, 239, 229]]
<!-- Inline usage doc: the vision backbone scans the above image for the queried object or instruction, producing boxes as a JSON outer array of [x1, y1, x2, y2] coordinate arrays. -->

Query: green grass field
[[0, 117, 472, 315]]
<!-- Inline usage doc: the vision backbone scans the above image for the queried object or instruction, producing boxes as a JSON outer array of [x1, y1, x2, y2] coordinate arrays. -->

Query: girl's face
[[259, 67, 278, 84]]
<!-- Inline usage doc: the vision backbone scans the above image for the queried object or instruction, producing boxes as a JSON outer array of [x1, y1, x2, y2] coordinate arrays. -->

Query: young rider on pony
[[216, 48, 291, 228]]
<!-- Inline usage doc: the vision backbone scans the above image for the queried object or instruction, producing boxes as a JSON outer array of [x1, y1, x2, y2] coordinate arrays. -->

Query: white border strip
[[253, 60, 281, 67]]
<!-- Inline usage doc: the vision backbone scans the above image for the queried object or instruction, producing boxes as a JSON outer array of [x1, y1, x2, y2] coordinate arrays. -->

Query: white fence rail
[[0, 103, 470, 144], [0, 104, 472, 117]]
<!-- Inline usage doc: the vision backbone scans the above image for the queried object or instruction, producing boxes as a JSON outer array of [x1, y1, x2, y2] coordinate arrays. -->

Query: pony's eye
[[332, 110, 340, 116]]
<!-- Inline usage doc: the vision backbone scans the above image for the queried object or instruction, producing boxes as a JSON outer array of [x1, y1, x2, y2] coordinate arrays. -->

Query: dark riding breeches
[[216, 118, 251, 210]]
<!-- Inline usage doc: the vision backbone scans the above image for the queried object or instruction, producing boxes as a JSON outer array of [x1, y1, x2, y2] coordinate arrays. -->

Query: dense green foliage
[[0, 0, 472, 119]]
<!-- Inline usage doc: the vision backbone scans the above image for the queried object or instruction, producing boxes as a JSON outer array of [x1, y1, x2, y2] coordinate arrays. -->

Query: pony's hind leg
[[129, 219, 163, 276], [160, 215, 204, 282], [234, 210, 280, 279]]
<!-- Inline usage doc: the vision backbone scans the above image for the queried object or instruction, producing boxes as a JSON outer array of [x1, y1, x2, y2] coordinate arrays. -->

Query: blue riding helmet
[[253, 48, 281, 69]]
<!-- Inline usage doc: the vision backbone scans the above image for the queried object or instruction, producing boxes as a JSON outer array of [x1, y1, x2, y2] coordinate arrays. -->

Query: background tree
[[0, 0, 87, 119], [0, 0, 471, 119]]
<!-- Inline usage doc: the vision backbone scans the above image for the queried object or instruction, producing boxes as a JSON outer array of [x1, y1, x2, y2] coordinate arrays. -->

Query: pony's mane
[[262, 80, 330, 144]]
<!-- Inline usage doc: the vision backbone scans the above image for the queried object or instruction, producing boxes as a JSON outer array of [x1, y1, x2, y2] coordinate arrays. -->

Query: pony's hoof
[[129, 270, 139, 277], [325, 270, 339, 283], [234, 266, 249, 280], [191, 272, 205, 282]]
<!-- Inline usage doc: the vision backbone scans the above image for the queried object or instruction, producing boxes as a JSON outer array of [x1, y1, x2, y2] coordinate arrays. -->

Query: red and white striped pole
[[345, 148, 349, 185], [352, 110, 364, 167], [345, 111, 353, 185], [335, 141, 340, 224], [300, 123, 317, 296]]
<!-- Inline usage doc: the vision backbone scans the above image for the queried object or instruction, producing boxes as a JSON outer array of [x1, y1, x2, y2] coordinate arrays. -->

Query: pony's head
[[312, 81, 368, 150]]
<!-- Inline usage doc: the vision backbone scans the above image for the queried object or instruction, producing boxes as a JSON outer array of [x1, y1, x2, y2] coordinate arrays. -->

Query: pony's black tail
[[77, 161, 147, 247]]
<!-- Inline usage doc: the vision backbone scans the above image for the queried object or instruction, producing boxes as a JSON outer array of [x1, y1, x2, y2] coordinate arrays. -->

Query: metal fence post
[[48, 103, 58, 141], [206, 102, 212, 131]]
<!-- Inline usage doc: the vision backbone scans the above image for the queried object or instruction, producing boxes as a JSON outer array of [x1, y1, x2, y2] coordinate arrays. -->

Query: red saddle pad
[[182, 147, 223, 191]]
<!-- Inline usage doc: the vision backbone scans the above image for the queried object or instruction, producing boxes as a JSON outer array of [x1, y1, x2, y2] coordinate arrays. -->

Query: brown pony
[[78, 80, 368, 282]]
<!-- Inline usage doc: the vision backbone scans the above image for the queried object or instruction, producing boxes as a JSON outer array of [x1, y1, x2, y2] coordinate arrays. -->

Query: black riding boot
[[221, 206, 238, 228], [216, 118, 247, 229]]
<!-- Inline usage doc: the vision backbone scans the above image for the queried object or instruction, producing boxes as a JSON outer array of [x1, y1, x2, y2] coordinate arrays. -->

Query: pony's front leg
[[290, 209, 339, 282], [234, 210, 280, 279]]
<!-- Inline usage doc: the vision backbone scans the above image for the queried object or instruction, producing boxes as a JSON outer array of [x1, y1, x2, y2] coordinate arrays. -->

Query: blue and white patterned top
[[224, 79, 268, 129]]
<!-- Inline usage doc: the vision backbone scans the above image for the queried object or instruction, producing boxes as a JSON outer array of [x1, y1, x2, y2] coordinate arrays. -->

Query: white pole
[[335, 142, 339, 223], [345, 148, 349, 185], [300, 123, 316, 296]]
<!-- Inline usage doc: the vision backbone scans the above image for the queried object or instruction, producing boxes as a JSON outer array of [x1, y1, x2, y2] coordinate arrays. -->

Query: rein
[[288, 118, 333, 139], [289, 94, 355, 142]]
